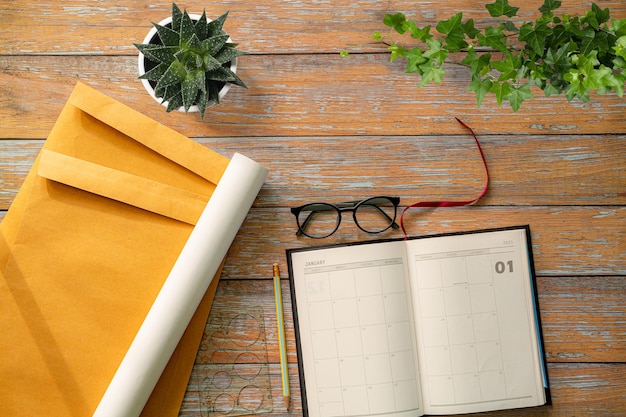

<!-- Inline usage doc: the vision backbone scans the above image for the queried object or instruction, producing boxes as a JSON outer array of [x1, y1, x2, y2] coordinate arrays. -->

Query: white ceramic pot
[[137, 14, 237, 113]]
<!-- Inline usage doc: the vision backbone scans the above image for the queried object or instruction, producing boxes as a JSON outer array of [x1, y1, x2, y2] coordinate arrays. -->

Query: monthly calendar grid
[[304, 259, 420, 417], [414, 249, 521, 407]]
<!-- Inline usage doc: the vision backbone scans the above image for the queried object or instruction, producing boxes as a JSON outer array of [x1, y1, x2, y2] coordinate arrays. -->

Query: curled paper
[[93, 153, 268, 417]]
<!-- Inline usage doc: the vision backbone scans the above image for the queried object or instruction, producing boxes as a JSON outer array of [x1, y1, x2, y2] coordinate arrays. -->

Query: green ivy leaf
[[492, 55, 521, 81], [564, 70, 590, 102], [544, 43, 571, 69], [477, 26, 508, 53], [502, 21, 519, 33], [539, 0, 562, 16], [423, 39, 449, 66], [489, 81, 512, 106], [543, 82, 563, 96], [584, 3, 610, 30], [371, 1, 625, 110], [461, 48, 492, 75], [612, 19, 626, 37], [384, 13, 408, 34], [506, 83, 533, 111], [591, 65, 621, 95], [405, 47, 427, 73], [519, 21, 551, 56], [468, 75, 494, 106], [410, 25, 433, 42], [388, 43, 407, 62], [462, 19, 480, 39], [486, 0, 519, 18], [614, 36, 626, 60], [418, 61, 445, 86], [545, 24, 569, 50], [436, 13, 467, 52]]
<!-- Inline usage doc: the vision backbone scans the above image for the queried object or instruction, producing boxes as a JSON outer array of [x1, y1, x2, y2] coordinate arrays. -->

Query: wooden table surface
[[1, 0, 625, 416]]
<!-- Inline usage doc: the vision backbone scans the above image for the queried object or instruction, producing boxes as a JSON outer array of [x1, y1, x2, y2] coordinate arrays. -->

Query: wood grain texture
[[2, 0, 625, 55], [1, 0, 625, 415], [1, 135, 624, 208], [227, 206, 626, 277], [1, 55, 625, 138]]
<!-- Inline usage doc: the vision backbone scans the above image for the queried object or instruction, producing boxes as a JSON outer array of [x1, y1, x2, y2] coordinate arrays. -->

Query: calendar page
[[404, 227, 547, 414], [288, 226, 548, 417], [289, 240, 423, 417]]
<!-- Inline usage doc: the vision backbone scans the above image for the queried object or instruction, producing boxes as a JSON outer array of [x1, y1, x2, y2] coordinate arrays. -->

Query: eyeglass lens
[[296, 197, 397, 238], [354, 197, 397, 233]]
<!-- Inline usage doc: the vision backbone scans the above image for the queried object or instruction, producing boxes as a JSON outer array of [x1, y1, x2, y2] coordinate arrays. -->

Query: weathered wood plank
[[1, 55, 625, 138], [2, 0, 625, 55], [224, 206, 626, 277], [1, 135, 624, 209], [537, 276, 626, 363], [195, 278, 626, 415]]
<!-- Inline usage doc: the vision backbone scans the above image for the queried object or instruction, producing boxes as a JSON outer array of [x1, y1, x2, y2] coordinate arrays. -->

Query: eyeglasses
[[291, 196, 400, 238]]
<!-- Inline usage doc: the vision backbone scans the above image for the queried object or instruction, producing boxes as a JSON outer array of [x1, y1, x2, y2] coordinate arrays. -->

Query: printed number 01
[[495, 260, 513, 274]]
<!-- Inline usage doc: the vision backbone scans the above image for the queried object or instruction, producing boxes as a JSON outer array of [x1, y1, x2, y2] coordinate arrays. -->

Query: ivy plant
[[347, 0, 626, 111]]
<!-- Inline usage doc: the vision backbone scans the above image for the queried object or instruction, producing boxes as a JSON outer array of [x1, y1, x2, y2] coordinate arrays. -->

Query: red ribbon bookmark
[[400, 117, 490, 238]]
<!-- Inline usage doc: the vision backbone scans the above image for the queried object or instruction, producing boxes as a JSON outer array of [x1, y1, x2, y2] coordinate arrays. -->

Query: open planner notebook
[[287, 226, 549, 417]]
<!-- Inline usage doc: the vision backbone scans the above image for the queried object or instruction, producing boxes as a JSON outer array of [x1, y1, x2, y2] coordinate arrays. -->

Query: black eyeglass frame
[[290, 196, 401, 238]]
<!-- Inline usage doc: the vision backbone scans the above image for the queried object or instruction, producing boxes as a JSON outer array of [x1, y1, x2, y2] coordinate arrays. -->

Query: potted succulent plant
[[135, 3, 248, 118]]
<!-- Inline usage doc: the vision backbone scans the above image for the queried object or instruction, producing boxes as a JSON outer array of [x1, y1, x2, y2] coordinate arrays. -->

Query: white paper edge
[[93, 153, 268, 417]]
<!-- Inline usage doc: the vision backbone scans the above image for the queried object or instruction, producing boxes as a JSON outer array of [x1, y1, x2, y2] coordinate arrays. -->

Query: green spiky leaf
[[202, 34, 230, 55], [139, 62, 168, 81], [214, 46, 248, 64], [194, 11, 209, 40], [136, 44, 178, 66], [171, 3, 183, 33], [135, 4, 247, 117], [207, 12, 228, 37], [154, 23, 179, 46], [156, 60, 187, 90]]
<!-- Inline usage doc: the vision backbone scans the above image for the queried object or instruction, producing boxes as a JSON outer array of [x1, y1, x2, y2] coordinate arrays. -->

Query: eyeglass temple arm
[[371, 205, 400, 229]]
